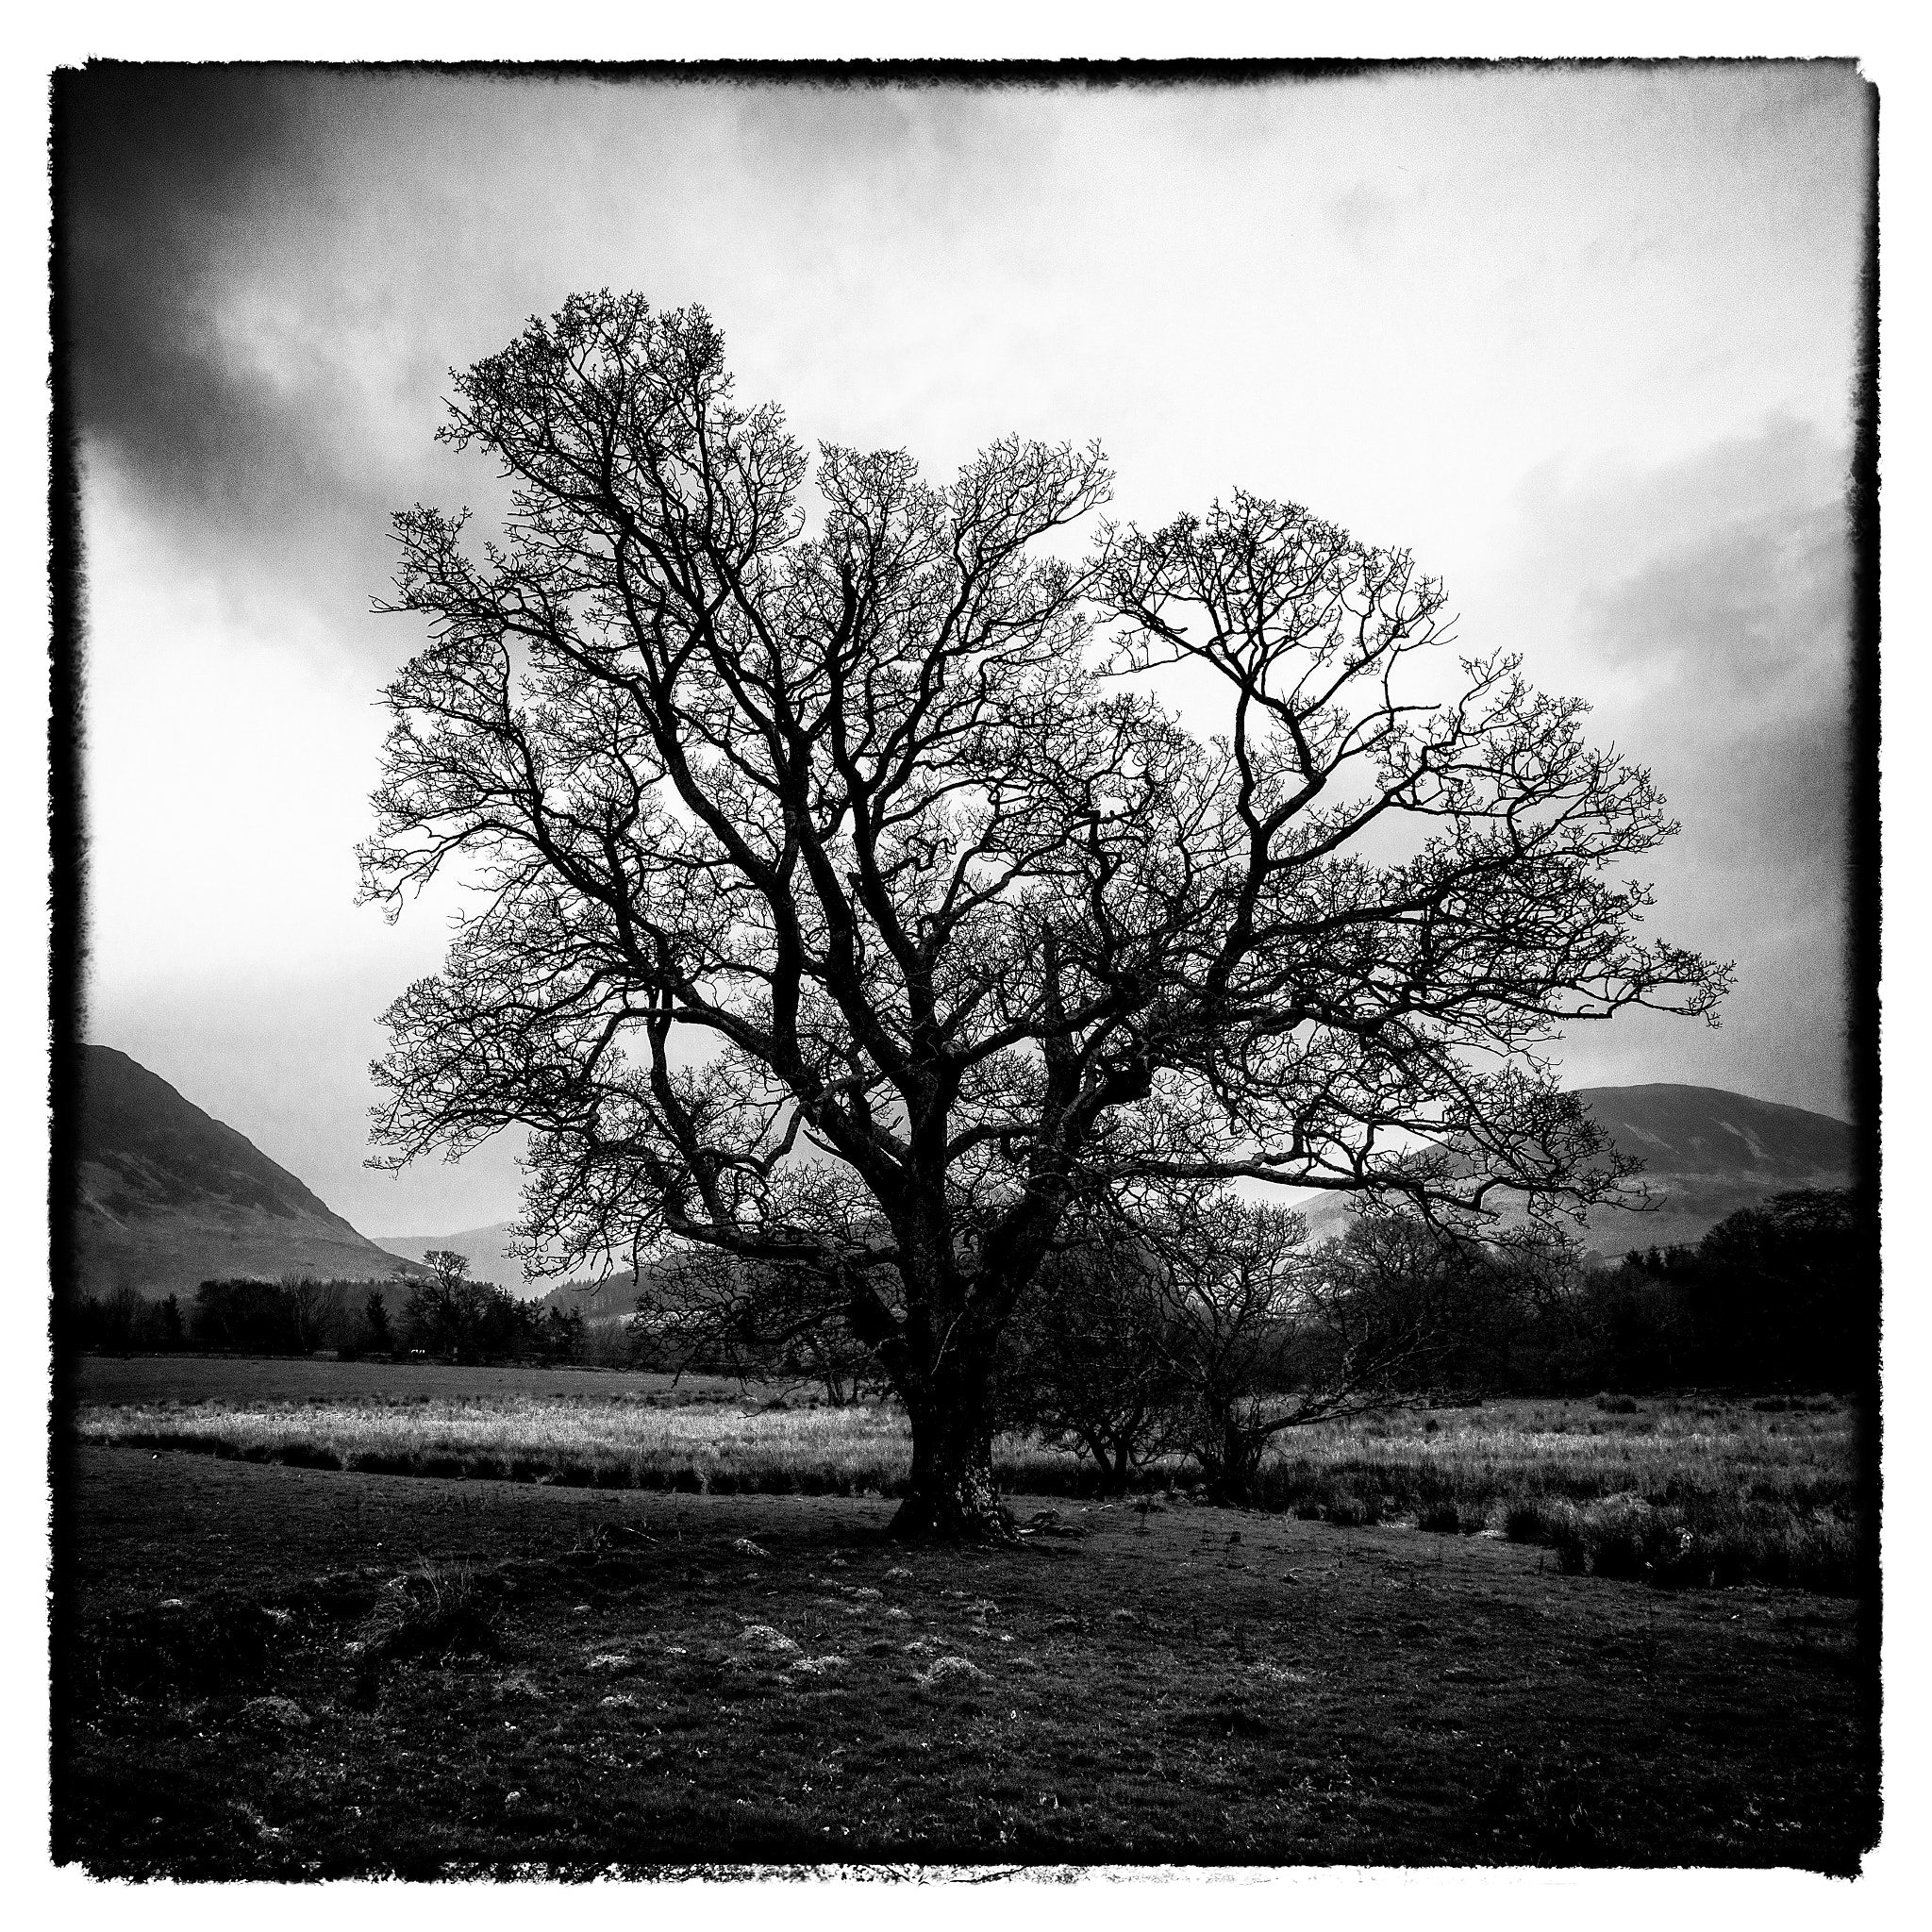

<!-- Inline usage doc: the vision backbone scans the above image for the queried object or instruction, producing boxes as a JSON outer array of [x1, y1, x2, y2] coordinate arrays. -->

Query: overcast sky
[[59, 61, 1872, 1237]]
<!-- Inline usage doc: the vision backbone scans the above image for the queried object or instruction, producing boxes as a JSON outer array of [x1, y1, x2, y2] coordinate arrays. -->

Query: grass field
[[53, 1441, 1879, 1875], [67, 1357, 1867, 1595]]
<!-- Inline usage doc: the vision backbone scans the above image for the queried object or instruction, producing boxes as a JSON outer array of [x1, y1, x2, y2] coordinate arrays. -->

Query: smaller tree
[[1001, 1224, 1180, 1493], [1300, 1208, 1507, 1396], [1633, 1188, 1874, 1392], [86, 1286, 148, 1357], [1141, 1194, 1313, 1503], [1468, 1233, 1590, 1391], [641, 1249, 878, 1392], [1534, 1254, 1692, 1392], [541, 1304, 588, 1363], [1145, 1192, 1487, 1503], [404, 1250, 493, 1359], [363, 1288, 395, 1357], [193, 1278, 301, 1354], [782, 1324, 879, 1407], [282, 1275, 347, 1356]]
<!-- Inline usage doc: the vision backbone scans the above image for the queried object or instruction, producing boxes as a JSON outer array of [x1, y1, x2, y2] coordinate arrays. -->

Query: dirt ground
[[52, 1443, 1879, 1876]]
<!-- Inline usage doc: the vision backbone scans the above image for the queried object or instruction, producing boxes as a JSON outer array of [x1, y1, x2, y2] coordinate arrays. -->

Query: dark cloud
[[55, 68, 489, 627], [1507, 421, 1853, 857], [1584, 494, 1852, 879], [1500, 420, 1858, 1117], [58, 68, 327, 496]]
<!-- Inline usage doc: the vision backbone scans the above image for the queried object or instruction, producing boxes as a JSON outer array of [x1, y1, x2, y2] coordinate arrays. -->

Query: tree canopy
[[361, 291, 1727, 1537]]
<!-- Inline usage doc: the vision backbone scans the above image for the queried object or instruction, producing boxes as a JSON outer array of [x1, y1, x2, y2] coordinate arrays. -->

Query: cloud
[[1488, 418, 1859, 1116], [57, 69, 552, 638], [58, 68, 1873, 1213], [58, 74, 358, 508], [57, 67, 317, 482], [1569, 426, 1854, 890]]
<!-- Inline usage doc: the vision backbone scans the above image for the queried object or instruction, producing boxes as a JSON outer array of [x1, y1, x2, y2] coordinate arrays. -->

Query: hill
[[1302, 1083, 1857, 1257], [371, 1221, 555, 1296], [1568, 1083, 1857, 1252], [68, 1045, 431, 1299]]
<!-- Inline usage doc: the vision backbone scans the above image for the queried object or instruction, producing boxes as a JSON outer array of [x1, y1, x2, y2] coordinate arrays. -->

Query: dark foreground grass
[[54, 1444, 1878, 1876]]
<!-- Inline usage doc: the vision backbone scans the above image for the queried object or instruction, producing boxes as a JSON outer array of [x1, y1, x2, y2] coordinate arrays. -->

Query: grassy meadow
[[54, 1440, 1879, 1874], [67, 1357, 1865, 1595]]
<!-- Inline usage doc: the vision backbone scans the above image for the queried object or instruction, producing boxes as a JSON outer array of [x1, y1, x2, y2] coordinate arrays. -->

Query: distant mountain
[[1565, 1083, 1857, 1255], [1302, 1082, 1857, 1257], [373, 1220, 553, 1296], [67, 1045, 431, 1299]]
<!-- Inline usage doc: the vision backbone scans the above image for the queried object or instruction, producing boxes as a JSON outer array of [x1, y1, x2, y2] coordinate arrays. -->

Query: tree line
[[62, 1249, 593, 1366]]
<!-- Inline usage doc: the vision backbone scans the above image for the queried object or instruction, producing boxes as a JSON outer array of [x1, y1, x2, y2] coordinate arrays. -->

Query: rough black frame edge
[[39, 52, 1889, 1873], [45, 61, 88, 1867], [1845, 66, 1883, 1859]]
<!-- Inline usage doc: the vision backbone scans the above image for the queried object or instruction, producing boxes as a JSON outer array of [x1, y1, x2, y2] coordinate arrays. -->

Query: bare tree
[[361, 291, 1726, 1540], [641, 1246, 877, 1398], [280, 1275, 348, 1357], [1000, 1224, 1179, 1493], [1143, 1193, 1494, 1503], [404, 1249, 489, 1358], [422, 1249, 470, 1292]]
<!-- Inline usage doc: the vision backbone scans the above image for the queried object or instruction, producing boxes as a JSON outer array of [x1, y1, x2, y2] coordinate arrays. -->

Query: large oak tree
[[361, 292, 1727, 1540]]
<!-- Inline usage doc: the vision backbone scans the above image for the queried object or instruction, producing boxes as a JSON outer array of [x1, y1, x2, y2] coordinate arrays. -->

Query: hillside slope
[[1302, 1083, 1857, 1256], [68, 1045, 430, 1298], [371, 1221, 553, 1295], [1568, 1084, 1857, 1255]]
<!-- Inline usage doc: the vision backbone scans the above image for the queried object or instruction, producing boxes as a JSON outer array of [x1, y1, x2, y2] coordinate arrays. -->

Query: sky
[[58, 61, 1874, 1238]]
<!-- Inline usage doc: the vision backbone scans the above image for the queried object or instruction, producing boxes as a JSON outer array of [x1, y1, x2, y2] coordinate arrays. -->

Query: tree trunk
[[1198, 1414, 1266, 1507], [891, 1378, 1015, 1543]]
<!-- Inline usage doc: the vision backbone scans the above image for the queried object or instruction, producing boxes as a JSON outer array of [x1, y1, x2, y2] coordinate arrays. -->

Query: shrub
[[1503, 1500, 1549, 1543], [352, 1564, 501, 1665], [1324, 1489, 1381, 1528], [1507, 1494, 1862, 1596]]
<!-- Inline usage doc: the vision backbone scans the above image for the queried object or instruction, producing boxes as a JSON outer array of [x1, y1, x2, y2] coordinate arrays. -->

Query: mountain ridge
[[78, 1063, 1855, 1304], [70, 1045, 432, 1298], [371, 1220, 558, 1296], [1299, 1082, 1857, 1255]]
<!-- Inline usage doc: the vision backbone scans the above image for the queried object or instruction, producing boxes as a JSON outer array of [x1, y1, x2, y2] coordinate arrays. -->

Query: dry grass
[[1255, 1398, 1864, 1594], [69, 1368, 1864, 1593], [75, 1392, 924, 1493], [1259, 1395, 1857, 1515]]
